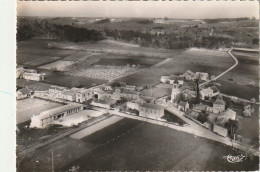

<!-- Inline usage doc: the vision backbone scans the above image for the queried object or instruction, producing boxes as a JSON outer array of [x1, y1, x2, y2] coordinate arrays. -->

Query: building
[[178, 101, 189, 112], [90, 99, 116, 109], [49, 86, 76, 102], [72, 88, 94, 103], [193, 104, 209, 112], [160, 76, 171, 83], [200, 88, 213, 100], [30, 103, 84, 128], [213, 98, 226, 113], [213, 124, 228, 137], [23, 72, 44, 81], [222, 108, 236, 120], [182, 70, 196, 80], [113, 88, 139, 100], [171, 81, 181, 103], [126, 85, 136, 91], [16, 88, 32, 100], [169, 75, 184, 85], [126, 102, 139, 111], [195, 72, 209, 81], [139, 103, 164, 120]]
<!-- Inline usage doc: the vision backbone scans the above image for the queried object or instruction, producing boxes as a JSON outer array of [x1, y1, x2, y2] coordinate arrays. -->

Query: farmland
[[18, 118, 259, 171], [116, 49, 234, 86], [17, 40, 76, 67]]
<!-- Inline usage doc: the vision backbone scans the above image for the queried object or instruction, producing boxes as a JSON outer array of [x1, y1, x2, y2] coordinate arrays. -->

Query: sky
[[17, 1, 259, 19]]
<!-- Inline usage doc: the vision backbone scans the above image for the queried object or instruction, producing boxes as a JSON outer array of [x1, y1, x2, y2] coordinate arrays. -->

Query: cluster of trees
[[17, 18, 104, 42], [104, 27, 235, 49], [17, 17, 258, 49]]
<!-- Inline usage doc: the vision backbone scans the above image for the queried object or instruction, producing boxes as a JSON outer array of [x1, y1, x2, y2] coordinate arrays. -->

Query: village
[[16, 62, 257, 143]]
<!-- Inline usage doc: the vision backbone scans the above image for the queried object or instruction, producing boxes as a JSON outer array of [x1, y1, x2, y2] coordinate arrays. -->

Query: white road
[[200, 47, 238, 87]]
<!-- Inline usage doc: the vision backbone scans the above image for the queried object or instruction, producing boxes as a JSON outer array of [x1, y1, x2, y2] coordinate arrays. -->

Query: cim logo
[[223, 154, 245, 163]]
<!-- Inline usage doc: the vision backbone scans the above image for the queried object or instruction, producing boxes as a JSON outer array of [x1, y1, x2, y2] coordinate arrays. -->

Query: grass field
[[17, 40, 76, 67]]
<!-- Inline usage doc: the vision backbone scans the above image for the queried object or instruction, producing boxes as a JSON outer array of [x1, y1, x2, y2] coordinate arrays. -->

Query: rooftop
[[170, 75, 184, 80], [36, 103, 83, 120], [93, 98, 116, 105], [140, 103, 164, 110], [23, 72, 42, 77], [193, 104, 209, 111], [214, 99, 226, 105]]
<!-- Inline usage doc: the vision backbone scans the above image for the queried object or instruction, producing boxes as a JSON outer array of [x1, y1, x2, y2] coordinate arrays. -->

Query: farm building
[[160, 76, 171, 83], [169, 76, 184, 85], [30, 103, 84, 128], [126, 85, 136, 91], [72, 88, 94, 103], [139, 103, 164, 120], [114, 88, 140, 100], [23, 72, 44, 81], [222, 108, 236, 120], [213, 124, 228, 137], [200, 88, 213, 100], [126, 102, 139, 111], [160, 75, 184, 85], [178, 101, 189, 112], [182, 70, 196, 80], [193, 104, 209, 112], [195, 72, 209, 81], [49, 86, 76, 102], [16, 88, 32, 100], [213, 98, 226, 113]]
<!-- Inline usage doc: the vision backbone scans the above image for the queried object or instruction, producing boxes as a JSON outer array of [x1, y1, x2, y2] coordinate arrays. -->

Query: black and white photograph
[[14, 1, 259, 171]]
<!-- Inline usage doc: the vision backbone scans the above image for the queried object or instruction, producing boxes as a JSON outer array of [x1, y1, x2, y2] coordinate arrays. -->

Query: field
[[39, 60, 75, 71], [17, 40, 76, 67], [18, 118, 259, 171], [94, 54, 164, 67], [68, 65, 141, 81], [116, 49, 233, 86], [16, 98, 63, 124], [207, 51, 259, 100], [17, 79, 55, 91], [41, 70, 106, 88]]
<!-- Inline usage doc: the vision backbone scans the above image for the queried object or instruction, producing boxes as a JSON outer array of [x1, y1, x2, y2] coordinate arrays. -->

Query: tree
[[225, 119, 239, 138]]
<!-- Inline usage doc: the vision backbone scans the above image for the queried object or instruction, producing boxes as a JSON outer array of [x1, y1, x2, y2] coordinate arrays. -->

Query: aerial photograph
[[16, 1, 259, 171]]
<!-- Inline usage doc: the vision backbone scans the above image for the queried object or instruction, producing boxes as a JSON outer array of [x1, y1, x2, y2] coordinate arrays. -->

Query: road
[[199, 47, 259, 104], [200, 47, 238, 87]]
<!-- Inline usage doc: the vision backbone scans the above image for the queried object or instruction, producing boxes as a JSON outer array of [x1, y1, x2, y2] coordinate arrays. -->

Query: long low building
[[30, 103, 84, 128], [23, 72, 44, 81]]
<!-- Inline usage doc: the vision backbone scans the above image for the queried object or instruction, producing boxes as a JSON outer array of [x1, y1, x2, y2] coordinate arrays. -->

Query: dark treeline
[[17, 18, 104, 42], [17, 17, 258, 49], [104, 29, 233, 49]]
